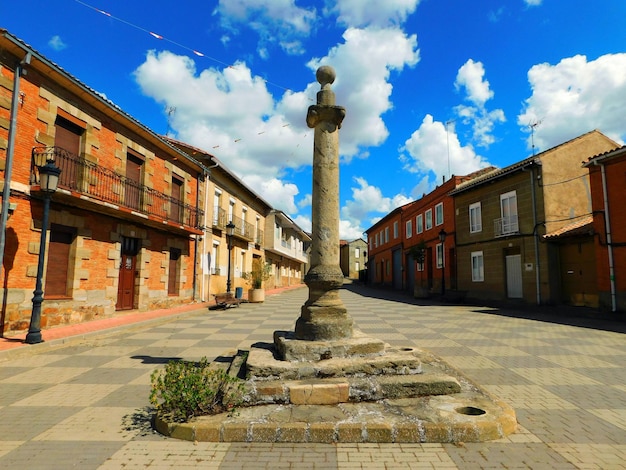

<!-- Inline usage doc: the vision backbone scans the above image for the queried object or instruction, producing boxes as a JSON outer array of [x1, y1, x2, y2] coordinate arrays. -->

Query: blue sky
[[2, 0, 625, 239]]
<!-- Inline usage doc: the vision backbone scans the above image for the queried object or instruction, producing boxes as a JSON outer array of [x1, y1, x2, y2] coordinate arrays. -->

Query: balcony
[[494, 215, 519, 237], [31, 147, 204, 231], [213, 206, 263, 245]]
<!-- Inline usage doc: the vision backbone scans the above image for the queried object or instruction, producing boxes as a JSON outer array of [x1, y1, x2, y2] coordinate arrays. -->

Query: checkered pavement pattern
[[1, 284, 625, 469]]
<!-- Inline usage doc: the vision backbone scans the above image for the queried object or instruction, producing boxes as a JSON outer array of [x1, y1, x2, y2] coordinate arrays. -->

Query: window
[[211, 242, 219, 275], [436, 243, 444, 268], [393, 221, 399, 239], [45, 225, 75, 298], [425, 209, 433, 230], [498, 191, 519, 235], [355, 261, 360, 272], [228, 200, 235, 223], [213, 189, 222, 226], [168, 248, 181, 296], [241, 207, 248, 235], [416, 214, 423, 234], [469, 202, 482, 233], [471, 251, 484, 282], [406, 220, 412, 238], [435, 203, 444, 226], [355, 247, 360, 258], [384, 227, 389, 243], [125, 152, 144, 210], [171, 175, 183, 223], [54, 114, 84, 157]]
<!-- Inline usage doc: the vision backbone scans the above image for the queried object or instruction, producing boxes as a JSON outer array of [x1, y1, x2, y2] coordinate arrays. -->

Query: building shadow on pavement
[[343, 281, 626, 334]]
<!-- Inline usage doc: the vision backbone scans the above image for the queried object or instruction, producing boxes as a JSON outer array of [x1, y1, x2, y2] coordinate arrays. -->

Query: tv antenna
[[166, 106, 177, 137], [529, 119, 542, 155], [445, 119, 455, 180]]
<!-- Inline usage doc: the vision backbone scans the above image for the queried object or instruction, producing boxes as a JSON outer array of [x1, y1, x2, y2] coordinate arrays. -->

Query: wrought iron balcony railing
[[31, 147, 204, 229], [213, 206, 263, 245], [494, 215, 519, 237]]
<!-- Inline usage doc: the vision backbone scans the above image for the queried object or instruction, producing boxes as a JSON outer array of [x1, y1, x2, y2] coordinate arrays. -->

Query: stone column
[[295, 66, 353, 341]]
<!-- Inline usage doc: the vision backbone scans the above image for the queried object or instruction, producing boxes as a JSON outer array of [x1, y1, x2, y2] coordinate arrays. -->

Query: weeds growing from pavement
[[150, 357, 244, 422]]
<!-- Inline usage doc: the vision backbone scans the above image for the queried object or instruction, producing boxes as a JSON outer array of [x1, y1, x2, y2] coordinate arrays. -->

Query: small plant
[[242, 257, 272, 289], [409, 240, 427, 265], [150, 357, 244, 422]]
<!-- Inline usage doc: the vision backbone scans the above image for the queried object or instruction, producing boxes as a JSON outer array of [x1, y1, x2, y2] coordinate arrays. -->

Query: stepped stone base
[[274, 329, 386, 362], [154, 341, 518, 443], [155, 393, 517, 443]]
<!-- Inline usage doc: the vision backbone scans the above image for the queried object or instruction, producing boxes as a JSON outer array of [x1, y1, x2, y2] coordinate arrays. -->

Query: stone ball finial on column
[[316, 65, 336, 89]]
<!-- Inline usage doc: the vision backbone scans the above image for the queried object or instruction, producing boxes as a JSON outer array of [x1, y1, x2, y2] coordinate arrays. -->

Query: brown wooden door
[[45, 227, 74, 298], [171, 176, 183, 223], [116, 253, 136, 310], [124, 155, 143, 210]]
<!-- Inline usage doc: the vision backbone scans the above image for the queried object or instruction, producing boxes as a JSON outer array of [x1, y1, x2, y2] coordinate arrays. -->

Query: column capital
[[306, 105, 346, 129]]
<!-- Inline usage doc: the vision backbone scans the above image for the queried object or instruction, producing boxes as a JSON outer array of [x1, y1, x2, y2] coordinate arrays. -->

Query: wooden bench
[[213, 292, 242, 309]]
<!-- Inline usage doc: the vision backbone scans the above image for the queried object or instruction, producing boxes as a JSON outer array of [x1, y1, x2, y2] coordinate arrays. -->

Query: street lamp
[[226, 221, 236, 293], [438, 229, 447, 297], [26, 161, 61, 344]]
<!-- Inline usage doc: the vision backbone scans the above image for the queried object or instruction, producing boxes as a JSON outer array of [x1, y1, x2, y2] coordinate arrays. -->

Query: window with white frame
[[425, 209, 433, 230], [355, 261, 360, 272], [436, 243, 444, 268], [374, 233, 378, 247], [228, 199, 235, 223], [435, 202, 444, 226], [469, 202, 482, 233], [471, 251, 484, 282], [416, 214, 423, 233], [384, 227, 389, 243], [393, 221, 399, 239], [406, 220, 413, 238], [355, 247, 360, 258], [499, 191, 519, 235], [211, 242, 219, 275]]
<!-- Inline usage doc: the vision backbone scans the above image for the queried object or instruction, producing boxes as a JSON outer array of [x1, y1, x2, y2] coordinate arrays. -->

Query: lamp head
[[226, 221, 236, 236], [39, 161, 61, 193]]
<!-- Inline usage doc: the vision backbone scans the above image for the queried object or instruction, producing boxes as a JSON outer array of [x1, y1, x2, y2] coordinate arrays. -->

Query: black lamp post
[[226, 221, 236, 293], [438, 229, 447, 297], [26, 161, 61, 344]]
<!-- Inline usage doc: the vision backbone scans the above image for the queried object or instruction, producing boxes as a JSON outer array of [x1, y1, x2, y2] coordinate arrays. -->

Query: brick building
[[583, 145, 626, 312], [0, 30, 207, 335]]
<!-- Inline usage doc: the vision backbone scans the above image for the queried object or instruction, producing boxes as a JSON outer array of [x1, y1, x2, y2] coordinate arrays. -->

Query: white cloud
[[242, 175, 299, 214], [454, 59, 506, 147], [341, 177, 412, 232], [518, 53, 626, 151], [331, 0, 421, 28], [524, 0, 542, 6], [455, 59, 493, 106], [48, 35, 66, 51], [214, 0, 316, 56], [134, 51, 313, 184], [400, 114, 491, 194], [309, 27, 420, 160]]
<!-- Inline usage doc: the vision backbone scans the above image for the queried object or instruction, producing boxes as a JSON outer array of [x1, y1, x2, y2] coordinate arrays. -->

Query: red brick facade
[[1, 31, 206, 335], [585, 146, 626, 312]]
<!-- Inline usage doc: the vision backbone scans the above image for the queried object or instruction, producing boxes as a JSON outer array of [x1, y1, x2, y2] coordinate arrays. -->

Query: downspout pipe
[[597, 161, 617, 312], [523, 162, 541, 305], [0, 52, 31, 282], [201, 161, 219, 301]]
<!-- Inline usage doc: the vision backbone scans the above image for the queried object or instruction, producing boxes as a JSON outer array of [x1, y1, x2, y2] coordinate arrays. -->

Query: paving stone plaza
[[1, 283, 625, 469]]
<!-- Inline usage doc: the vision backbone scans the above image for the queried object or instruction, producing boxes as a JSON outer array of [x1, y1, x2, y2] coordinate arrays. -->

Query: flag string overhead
[[72, 0, 313, 150], [73, 0, 303, 96]]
